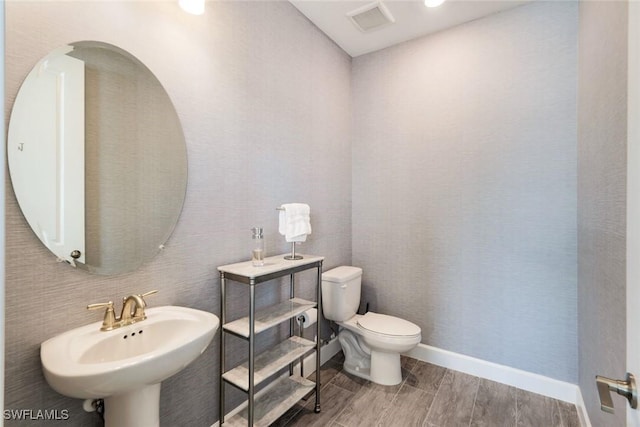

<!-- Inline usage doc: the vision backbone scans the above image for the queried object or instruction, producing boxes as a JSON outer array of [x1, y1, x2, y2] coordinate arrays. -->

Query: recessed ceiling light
[[179, 0, 204, 15], [424, 0, 446, 8]]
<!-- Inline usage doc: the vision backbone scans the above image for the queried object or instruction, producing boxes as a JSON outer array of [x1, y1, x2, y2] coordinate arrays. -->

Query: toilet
[[321, 266, 421, 386]]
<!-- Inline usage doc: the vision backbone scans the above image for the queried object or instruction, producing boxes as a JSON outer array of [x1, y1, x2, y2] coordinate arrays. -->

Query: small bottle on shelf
[[251, 227, 265, 266]]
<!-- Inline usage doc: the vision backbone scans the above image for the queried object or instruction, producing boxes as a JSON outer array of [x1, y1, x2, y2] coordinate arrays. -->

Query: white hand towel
[[279, 203, 312, 243]]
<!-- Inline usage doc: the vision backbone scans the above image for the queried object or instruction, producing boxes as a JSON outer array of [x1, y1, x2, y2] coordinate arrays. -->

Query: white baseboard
[[407, 343, 580, 405], [212, 337, 341, 427]]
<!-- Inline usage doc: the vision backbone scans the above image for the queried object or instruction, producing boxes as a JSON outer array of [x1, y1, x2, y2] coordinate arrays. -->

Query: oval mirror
[[8, 41, 188, 275]]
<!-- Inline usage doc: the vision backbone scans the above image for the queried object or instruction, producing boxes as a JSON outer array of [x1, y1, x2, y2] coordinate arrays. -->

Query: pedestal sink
[[40, 306, 219, 427]]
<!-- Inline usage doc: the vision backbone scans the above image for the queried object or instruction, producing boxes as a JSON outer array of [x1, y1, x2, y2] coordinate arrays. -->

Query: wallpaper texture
[[5, 2, 351, 425], [352, 1, 578, 382], [5, 0, 620, 425]]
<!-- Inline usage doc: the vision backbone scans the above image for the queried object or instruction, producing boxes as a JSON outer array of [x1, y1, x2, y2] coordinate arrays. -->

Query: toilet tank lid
[[322, 266, 362, 283]]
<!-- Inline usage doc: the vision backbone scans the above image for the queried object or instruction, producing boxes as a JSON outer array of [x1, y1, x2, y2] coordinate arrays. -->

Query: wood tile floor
[[274, 352, 580, 427]]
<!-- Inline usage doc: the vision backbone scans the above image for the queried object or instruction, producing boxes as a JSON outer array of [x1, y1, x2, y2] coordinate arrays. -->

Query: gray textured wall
[[577, 2, 628, 426], [7, 1, 619, 425], [352, 1, 578, 382], [4, 2, 351, 426]]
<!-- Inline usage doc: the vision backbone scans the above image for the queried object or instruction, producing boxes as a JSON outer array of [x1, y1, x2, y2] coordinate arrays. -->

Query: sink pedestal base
[[104, 383, 161, 427]]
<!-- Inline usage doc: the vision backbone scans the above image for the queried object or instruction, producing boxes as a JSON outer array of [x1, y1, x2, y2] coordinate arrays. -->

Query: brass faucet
[[120, 294, 147, 325], [87, 290, 158, 331]]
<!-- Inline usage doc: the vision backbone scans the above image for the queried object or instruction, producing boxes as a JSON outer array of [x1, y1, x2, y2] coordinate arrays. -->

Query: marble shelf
[[223, 375, 315, 427], [222, 336, 315, 392], [222, 297, 316, 338], [218, 254, 324, 284]]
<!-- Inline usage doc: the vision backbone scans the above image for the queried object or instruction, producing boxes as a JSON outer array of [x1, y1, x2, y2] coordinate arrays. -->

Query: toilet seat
[[356, 312, 421, 338]]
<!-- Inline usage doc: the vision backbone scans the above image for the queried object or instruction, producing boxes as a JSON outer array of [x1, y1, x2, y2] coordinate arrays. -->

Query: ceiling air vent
[[347, 1, 396, 33]]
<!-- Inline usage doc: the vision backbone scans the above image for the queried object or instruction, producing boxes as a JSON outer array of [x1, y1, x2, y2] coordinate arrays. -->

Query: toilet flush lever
[[596, 372, 638, 413]]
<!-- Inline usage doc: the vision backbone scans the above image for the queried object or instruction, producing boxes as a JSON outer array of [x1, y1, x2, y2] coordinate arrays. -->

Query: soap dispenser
[[251, 227, 265, 266]]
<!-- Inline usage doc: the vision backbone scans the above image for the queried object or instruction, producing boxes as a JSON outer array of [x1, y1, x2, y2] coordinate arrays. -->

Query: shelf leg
[[289, 273, 295, 376], [220, 272, 226, 425], [249, 281, 256, 426], [315, 262, 323, 413], [299, 319, 305, 378]]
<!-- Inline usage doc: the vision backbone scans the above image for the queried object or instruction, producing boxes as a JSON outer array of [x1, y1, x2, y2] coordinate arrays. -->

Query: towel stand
[[276, 207, 304, 260], [284, 242, 303, 260]]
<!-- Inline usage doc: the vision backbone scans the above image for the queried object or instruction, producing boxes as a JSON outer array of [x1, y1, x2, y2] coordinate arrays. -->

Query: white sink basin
[[41, 306, 219, 427]]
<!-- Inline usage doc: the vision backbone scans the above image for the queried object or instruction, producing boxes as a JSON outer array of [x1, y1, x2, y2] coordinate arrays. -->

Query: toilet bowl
[[337, 312, 421, 385], [321, 266, 422, 386]]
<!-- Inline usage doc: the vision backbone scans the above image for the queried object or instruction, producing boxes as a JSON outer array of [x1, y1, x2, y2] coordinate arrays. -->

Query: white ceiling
[[289, 0, 532, 57]]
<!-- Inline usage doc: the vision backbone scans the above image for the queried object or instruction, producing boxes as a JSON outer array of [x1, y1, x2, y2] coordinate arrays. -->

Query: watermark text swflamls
[[3, 409, 70, 421]]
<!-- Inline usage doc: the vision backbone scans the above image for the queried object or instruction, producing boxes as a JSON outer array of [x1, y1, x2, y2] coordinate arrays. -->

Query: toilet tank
[[321, 266, 362, 322]]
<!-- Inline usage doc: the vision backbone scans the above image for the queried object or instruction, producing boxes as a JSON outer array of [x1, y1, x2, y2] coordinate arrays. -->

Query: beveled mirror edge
[[7, 40, 189, 276]]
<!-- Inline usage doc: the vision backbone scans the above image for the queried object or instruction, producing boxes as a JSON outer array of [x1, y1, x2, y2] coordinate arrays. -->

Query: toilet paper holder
[[298, 308, 318, 329], [296, 309, 318, 379]]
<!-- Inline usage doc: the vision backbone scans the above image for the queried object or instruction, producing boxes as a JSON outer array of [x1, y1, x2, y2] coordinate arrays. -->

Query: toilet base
[[338, 329, 403, 386], [370, 351, 402, 385], [343, 363, 371, 382], [339, 329, 371, 382], [342, 352, 402, 385]]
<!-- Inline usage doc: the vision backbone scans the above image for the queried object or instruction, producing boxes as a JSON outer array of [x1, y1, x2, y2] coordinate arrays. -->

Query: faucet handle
[[140, 290, 158, 299], [87, 301, 113, 310], [137, 290, 158, 308], [87, 301, 117, 331]]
